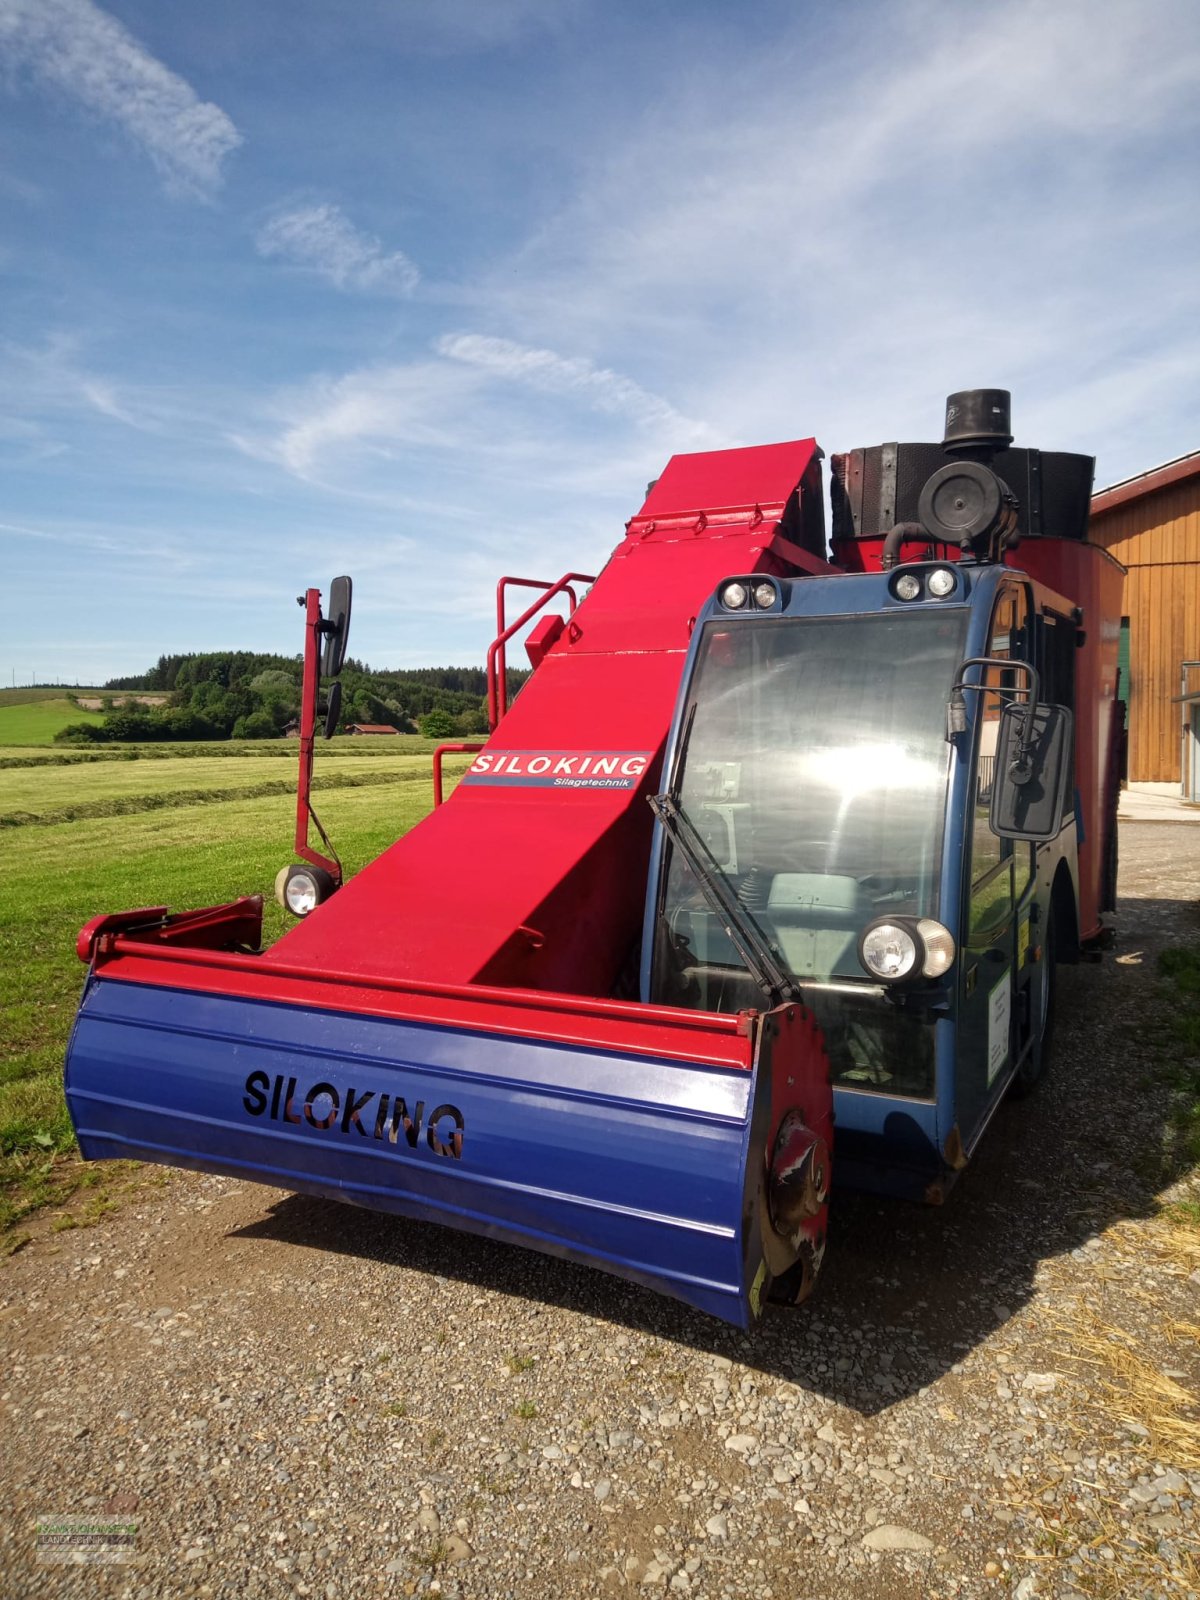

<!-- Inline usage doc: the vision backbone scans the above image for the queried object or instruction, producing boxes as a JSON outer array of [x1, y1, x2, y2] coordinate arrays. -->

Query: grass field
[[0, 733, 444, 767], [0, 749, 446, 826], [0, 742, 465, 1232], [0, 697, 105, 746]]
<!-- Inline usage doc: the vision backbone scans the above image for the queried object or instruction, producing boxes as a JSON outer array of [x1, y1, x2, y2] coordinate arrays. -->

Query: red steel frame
[[294, 587, 341, 882], [79, 918, 753, 1067]]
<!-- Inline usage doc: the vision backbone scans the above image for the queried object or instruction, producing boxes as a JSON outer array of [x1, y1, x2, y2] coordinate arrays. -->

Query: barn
[[1088, 450, 1200, 801]]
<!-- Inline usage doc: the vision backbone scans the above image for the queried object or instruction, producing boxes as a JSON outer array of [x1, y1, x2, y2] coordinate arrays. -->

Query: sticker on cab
[[986, 972, 1012, 1086]]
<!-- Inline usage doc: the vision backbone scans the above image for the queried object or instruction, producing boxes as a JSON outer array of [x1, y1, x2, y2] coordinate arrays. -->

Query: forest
[[56, 652, 528, 743]]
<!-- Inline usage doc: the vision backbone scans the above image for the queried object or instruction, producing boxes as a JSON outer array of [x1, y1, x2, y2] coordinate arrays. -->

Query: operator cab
[[647, 570, 969, 1099], [643, 393, 1090, 1201]]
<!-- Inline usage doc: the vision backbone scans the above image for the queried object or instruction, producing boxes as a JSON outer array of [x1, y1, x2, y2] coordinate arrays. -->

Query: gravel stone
[[1, 822, 1197, 1600], [860, 1523, 934, 1551]]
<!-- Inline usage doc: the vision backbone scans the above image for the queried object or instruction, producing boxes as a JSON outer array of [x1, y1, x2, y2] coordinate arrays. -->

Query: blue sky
[[2, 0, 1198, 686]]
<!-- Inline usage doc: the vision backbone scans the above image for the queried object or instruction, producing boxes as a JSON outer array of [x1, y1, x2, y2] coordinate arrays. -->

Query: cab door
[[957, 584, 1034, 1137]]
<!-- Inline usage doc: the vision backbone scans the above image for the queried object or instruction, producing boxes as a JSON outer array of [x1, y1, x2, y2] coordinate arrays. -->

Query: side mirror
[[321, 576, 353, 678], [990, 701, 1073, 843], [323, 679, 342, 740]]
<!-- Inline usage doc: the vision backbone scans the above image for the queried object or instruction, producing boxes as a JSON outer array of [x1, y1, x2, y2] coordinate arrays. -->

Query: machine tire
[[1010, 911, 1056, 1098], [1102, 800, 1120, 916]]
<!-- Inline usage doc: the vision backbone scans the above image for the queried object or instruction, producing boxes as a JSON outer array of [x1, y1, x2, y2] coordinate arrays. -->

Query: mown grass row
[[0, 733, 447, 768], [0, 774, 462, 1234], [0, 759, 441, 828]]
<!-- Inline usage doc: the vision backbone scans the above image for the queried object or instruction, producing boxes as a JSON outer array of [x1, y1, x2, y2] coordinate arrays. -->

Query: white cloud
[[0, 333, 152, 432], [256, 204, 419, 296], [0, 0, 241, 196], [78, 377, 139, 427], [240, 332, 717, 489], [467, 0, 1200, 483], [435, 333, 707, 435], [240, 359, 473, 479], [496, 0, 1200, 318], [0, 513, 196, 568]]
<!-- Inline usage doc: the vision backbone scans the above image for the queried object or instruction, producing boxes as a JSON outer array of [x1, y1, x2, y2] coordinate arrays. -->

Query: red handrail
[[432, 742, 484, 807], [488, 571, 595, 729]]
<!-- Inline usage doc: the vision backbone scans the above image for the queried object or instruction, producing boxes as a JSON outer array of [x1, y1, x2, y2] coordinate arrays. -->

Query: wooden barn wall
[[1090, 478, 1200, 783]]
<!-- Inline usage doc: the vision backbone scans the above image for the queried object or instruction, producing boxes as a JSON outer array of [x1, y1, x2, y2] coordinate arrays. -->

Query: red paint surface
[[270, 440, 820, 992], [294, 587, 340, 881], [91, 939, 755, 1069], [1016, 539, 1125, 939]]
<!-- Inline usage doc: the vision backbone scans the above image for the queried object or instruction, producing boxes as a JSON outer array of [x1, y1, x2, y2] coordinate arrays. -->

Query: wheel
[[1102, 795, 1120, 914], [1010, 911, 1056, 1097]]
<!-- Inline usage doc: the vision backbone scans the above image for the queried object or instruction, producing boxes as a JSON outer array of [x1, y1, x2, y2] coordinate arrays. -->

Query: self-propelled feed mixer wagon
[[65, 390, 1124, 1330]]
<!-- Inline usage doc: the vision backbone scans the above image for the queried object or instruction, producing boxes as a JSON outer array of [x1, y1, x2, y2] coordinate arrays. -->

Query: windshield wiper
[[647, 792, 798, 1008]]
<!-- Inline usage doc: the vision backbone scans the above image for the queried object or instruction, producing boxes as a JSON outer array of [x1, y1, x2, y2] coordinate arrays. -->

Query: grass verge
[[0, 764, 464, 1235]]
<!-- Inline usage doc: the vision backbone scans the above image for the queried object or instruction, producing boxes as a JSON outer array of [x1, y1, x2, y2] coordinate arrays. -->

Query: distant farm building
[[1089, 449, 1200, 799], [347, 724, 400, 736]]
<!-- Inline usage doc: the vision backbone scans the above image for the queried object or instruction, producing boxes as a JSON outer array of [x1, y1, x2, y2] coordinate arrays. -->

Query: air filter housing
[[918, 459, 1019, 549], [830, 443, 1094, 548]]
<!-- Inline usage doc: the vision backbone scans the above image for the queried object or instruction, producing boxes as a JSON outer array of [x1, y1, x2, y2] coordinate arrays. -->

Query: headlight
[[892, 572, 922, 602], [859, 921, 919, 980], [753, 581, 778, 609], [858, 916, 956, 981], [926, 566, 956, 598], [275, 863, 336, 917], [720, 581, 749, 610]]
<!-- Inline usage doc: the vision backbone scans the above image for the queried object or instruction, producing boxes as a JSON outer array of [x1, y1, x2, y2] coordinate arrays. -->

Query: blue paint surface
[[65, 977, 765, 1327]]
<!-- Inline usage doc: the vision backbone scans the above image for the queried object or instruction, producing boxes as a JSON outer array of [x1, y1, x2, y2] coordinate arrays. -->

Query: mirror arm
[[947, 657, 1042, 776], [950, 656, 1041, 712]]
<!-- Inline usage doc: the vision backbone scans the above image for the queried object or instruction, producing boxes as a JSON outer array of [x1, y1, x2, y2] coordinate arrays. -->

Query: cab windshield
[[652, 609, 968, 1029]]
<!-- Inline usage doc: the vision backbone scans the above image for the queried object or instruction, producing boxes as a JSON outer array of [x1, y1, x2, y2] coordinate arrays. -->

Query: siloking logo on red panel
[[461, 750, 654, 790]]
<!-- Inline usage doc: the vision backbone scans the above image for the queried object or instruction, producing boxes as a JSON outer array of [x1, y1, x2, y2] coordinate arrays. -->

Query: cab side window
[[971, 586, 1033, 903], [1038, 611, 1078, 823]]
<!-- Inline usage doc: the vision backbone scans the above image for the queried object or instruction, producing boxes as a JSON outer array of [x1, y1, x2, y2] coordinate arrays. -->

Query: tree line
[[56, 652, 528, 744]]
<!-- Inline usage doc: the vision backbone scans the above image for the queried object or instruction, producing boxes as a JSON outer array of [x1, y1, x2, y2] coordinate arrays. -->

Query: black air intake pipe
[[880, 522, 925, 570]]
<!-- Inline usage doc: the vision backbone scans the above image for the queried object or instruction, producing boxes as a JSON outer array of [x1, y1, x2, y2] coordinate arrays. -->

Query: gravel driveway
[[3, 821, 1198, 1600]]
